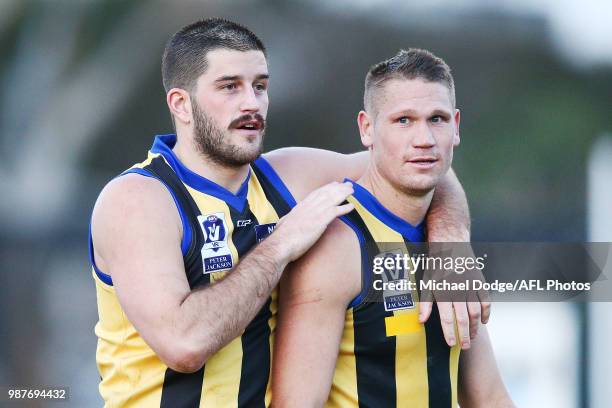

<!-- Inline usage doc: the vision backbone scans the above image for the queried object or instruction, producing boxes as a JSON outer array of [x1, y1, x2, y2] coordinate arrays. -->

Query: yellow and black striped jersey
[[89, 134, 295, 407], [327, 179, 460, 408]]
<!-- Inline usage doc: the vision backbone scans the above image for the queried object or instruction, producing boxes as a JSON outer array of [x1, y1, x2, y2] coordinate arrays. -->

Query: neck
[[173, 132, 250, 194], [358, 164, 433, 227]]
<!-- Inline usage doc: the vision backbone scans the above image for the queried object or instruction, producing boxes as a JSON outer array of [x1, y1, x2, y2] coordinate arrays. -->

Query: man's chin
[[396, 175, 439, 196], [229, 143, 264, 165]]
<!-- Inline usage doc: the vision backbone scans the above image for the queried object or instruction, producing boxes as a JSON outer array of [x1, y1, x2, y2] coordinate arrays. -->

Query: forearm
[[459, 389, 515, 408], [175, 232, 289, 369], [459, 328, 514, 408], [428, 167, 470, 242], [344, 150, 369, 180]]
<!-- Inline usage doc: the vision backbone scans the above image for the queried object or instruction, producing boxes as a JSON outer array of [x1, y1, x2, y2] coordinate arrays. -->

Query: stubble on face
[[191, 98, 265, 167]]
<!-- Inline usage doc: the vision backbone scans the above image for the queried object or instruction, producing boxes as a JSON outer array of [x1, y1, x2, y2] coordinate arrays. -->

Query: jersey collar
[[151, 134, 250, 212], [345, 178, 426, 242]]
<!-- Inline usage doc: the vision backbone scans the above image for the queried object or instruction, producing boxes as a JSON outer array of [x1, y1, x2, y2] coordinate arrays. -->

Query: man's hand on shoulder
[[273, 181, 355, 262]]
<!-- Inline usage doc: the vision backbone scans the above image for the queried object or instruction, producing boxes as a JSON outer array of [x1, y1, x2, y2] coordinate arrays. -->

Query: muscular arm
[[273, 220, 361, 407], [263, 147, 367, 201], [91, 174, 353, 373], [263, 149, 470, 243], [427, 167, 470, 242], [458, 326, 515, 408]]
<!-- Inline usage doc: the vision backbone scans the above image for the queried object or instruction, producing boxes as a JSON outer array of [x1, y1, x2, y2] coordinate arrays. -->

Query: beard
[[191, 99, 265, 167]]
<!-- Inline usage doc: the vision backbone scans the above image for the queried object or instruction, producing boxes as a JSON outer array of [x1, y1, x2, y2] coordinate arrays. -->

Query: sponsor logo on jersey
[[378, 250, 417, 312], [255, 223, 277, 242], [236, 219, 253, 227]]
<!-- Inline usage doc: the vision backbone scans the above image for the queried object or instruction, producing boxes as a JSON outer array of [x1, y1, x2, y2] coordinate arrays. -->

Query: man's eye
[[222, 83, 237, 90], [254, 83, 267, 91], [398, 117, 410, 124], [430, 115, 444, 123]]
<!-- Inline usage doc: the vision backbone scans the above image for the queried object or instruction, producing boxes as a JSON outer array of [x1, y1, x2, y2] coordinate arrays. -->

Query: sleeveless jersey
[[326, 179, 460, 408], [89, 134, 295, 407]]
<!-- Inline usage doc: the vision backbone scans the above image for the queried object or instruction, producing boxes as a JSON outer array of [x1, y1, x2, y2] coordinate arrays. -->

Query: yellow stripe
[[130, 152, 158, 170], [326, 308, 358, 407], [93, 270, 166, 407], [449, 344, 461, 408], [265, 288, 278, 407], [248, 169, 281, 221], [197, 336, 242, 407], [349, 197, 403, 243], [385, 313, 421, 336]]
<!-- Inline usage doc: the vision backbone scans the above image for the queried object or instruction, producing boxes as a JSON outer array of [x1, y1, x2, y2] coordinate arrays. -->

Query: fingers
[[306, 181, 353, 206], [336, 202, 354, 216], [452, 302, 471, 350], [436, 302, 457, 347], [479, 290, 491, 324], [277, 182, 355, 262], [418, 286, 434, 323], [466, 301, 481, 339], [418, 301, 433, 324]]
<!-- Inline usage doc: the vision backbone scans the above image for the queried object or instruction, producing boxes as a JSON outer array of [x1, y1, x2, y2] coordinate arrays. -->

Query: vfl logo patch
[[198, 213, 233, 274], [255, 223, 277, 242]]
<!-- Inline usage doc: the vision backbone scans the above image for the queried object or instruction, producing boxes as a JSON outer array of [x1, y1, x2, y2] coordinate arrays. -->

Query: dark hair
[[364, 48, 455, 113], [162, 18, 266, 93]]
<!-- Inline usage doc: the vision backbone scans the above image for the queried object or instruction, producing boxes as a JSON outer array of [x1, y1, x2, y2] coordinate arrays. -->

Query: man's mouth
[[229, 115, 265, 132], [235, 120, 262, 130], [407, 156, 438, 168]]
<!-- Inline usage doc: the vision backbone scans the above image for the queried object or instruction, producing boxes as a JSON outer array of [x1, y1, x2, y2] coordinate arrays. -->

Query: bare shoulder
[[282, 217, 362, 308], [92, 173, 180, 231], [91, 173, 182, 274]]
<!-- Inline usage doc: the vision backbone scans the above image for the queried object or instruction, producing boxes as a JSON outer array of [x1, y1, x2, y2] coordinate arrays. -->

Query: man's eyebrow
[[431, 109, 452, 118], [214, 74, 270, 82], [215, 75, 241, 83], [391, 108, 419, 116]]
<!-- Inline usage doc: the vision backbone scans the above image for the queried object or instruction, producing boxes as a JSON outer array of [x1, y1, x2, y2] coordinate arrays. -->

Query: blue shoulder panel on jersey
[[340, 215, 371, 309], [253, 156, 297, 208], [344, 178, 426, 242], [89, 221, 113, 285], [151, 134, 250, 212], [88, 167, 193, 286]]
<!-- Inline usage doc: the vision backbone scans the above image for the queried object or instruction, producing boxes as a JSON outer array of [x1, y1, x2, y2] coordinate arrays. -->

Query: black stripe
[[143, 157, 207, 289], [345, 210, 397, 408], [228, 203, 271, 407], [423, 304, 452, 408], [251, 163, 292, 217], [143, 157, 208, 407], [159, 368, 204, 408], [404, 238, 452, 408]]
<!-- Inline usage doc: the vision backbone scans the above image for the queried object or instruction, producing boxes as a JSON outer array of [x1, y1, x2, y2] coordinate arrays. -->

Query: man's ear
[[453, 108, 461, 146], [167, 88, 192, 125], [358, 110, 374, 149]]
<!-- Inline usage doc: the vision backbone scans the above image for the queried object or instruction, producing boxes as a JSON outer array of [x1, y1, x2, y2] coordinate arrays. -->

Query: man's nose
[[240, 88, 260, 113], [412, 121, 436, 148]]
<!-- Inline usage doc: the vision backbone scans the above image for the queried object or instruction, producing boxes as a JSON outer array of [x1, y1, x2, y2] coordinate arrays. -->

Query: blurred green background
[[1, 0, 611, 406]]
